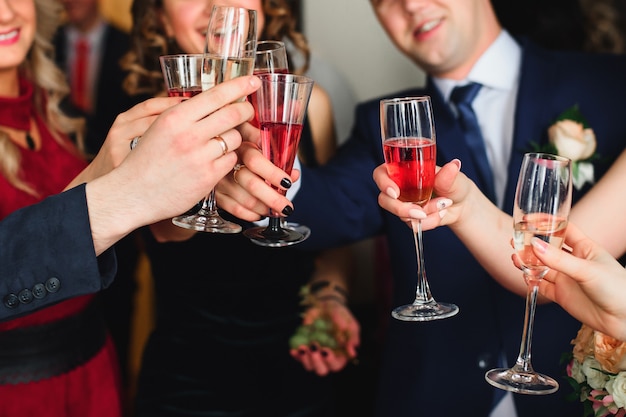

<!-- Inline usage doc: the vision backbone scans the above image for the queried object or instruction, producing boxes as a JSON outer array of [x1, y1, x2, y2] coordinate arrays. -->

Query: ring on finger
[[233, 163, 244, 184], [211, 135, 228, 156], [130, 136, 141, 150]]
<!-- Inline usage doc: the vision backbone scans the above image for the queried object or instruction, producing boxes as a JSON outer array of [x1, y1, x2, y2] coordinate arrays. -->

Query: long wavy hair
[[122, 0, 311, 96], [0, 0, 84, 196]]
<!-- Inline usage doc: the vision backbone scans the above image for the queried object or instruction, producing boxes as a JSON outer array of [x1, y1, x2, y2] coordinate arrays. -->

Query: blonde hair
[[122, 0, 311, 96], [0, 0, 84, 197]]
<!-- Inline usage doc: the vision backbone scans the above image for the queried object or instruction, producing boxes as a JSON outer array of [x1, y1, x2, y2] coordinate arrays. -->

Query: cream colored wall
[[100, 0, 132, 32], [302, 0, 422, 102]]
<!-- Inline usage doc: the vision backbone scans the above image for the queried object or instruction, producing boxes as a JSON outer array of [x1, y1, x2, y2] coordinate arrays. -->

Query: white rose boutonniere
[[547, 105, 599, 190]]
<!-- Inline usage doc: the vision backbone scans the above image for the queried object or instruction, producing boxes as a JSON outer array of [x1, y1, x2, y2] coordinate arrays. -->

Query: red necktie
[[72, 38, 90, 112]]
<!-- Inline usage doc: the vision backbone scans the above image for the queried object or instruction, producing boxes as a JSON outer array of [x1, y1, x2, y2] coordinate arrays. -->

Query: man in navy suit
[[224, 0, 626, 415], [54, 0, 135, 157]]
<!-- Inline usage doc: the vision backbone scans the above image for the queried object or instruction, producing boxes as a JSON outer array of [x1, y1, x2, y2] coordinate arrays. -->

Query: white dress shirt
[[432, 30, 521, 209]]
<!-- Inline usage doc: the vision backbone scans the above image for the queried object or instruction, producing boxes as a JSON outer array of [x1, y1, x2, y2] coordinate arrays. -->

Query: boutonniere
[[564, 324, 626, 417], [531, 105, 599, 190]]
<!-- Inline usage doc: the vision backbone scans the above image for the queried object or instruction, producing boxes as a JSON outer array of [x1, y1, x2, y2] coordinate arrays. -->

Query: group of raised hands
[[373, 159, 626, 342]]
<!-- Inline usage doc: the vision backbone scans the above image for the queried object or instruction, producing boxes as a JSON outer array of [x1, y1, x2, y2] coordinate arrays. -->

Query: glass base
[[172, 212, 242, 233], [244, 223, 310, 247], [391, 301, 459, 322], [485, 367, 559, 395]]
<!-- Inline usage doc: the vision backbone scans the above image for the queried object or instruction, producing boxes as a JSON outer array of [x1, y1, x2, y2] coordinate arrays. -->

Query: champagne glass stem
[[263, 214, 284, 238], [205, 189, 218, 214], [512, 279, 539, 373], [411, 219, 434, 304]]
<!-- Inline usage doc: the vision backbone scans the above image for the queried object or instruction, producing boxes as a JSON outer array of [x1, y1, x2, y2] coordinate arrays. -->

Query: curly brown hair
[[122, 0, 311, 97]]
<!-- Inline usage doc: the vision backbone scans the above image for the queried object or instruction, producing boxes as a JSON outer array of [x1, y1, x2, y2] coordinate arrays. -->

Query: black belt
[[0, 300, 107, 384]]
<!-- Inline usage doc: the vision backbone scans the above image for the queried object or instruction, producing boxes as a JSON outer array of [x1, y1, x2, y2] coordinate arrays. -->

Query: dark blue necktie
[[450, 83, 496, 203]]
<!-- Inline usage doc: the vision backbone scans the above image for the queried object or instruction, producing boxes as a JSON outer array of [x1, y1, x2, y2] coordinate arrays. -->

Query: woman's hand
[[215, 122, 299, 222], [290, 299, 360, 376], [528, 223, 626, 341], [67, 96, 182, 189]]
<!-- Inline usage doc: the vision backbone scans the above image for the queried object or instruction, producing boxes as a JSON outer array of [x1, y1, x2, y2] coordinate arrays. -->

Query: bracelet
[[308, 280, 349, 299], [315, 294, 347, 305]]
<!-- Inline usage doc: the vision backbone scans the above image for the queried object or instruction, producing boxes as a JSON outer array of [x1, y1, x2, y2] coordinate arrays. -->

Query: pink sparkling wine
[[167, 87, 202, 98], [383, 138, 436, 205], [260, 121, 303, 176]]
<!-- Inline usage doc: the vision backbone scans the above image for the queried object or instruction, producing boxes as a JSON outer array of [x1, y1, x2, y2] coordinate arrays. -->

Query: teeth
[[0, 29, 17, 41], [419, 19, 440, 33]]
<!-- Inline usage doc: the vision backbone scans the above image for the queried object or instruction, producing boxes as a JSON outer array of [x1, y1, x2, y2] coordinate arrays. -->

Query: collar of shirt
[[431, 30, 522, 208]]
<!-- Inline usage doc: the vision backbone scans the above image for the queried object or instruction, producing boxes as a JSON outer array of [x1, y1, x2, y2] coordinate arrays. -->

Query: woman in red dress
[[0, 1, 122, 415]]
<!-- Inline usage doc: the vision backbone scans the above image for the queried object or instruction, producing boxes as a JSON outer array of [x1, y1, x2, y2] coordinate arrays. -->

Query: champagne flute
[[380, 96, 459, 321], [250, 40, 305, 241], [159, 54, 204, 98], [171, 6, 257, 233], [485, 152, 572, 394], [254, 40, 289, 75], [243, 73, 314, 247]]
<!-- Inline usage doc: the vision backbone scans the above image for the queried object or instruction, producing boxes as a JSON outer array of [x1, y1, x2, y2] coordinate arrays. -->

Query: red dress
[[0, 78, 122, 417]]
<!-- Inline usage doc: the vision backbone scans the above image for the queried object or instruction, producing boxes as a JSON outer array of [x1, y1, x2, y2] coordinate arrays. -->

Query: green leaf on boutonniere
[[556, 104, 590, 129], [528, 140, 558, 155]]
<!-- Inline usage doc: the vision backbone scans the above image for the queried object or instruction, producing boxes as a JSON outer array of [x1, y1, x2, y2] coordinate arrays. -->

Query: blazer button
[[3, 293, 19, 309], [18, 289, 33, 304], [477, 353, 494, 370], [32, 283, 47, 299], [45, 277, 61, 293]]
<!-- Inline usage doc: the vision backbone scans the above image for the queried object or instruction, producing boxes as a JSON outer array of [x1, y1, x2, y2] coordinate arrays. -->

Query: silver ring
[[211, 135, 228, 156], [233, 163, 244, 184], [130, 136, 140, 150]]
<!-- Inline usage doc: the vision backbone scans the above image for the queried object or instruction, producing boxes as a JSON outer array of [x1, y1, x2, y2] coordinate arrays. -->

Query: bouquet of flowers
[[566, 324, 626, 416]]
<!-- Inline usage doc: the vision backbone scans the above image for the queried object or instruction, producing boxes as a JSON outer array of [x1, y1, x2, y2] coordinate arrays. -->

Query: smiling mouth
[[0, 29, 18, 42], [416, 19, 442, 35]]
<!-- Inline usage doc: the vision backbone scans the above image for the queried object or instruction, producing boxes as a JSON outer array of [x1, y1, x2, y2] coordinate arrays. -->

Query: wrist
[[308, 280, 348, 305]]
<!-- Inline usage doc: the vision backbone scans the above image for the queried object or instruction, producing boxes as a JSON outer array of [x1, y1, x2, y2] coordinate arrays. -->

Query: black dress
[[135, 122, 336, 417]]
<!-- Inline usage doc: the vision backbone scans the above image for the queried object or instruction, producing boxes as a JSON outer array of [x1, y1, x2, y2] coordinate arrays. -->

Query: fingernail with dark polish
[[321, 350, 328, 358], [280, 178, 292, 189], [298, 348, 306, 355], [309, 344, 318, 352], [282, 206, 293, 216]]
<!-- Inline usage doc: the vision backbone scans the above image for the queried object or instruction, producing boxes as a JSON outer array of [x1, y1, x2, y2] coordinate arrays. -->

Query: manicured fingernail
[[282, 206, 293, 216], [452, 158, 461, 169], [250, 76, 261, 87], [321, 350, 328, 358], [408, 208, 427, 220], [531, 237, 548, 253], [437, 199, 452, 210], [309, 344, 318, 352], [438, 209, 448, 219], [386, 187, 399, 199], [280, 178, 292, 189], [298, 348, 306, 355]]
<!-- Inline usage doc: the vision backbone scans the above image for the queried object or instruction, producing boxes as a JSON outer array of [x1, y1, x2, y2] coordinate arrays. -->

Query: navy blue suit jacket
[[290, 39, 626, 416], [0, 185, 116, 321]]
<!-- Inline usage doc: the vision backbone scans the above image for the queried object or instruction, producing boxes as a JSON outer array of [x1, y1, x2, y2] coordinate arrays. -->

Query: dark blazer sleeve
[[0, 184, 117, 321]]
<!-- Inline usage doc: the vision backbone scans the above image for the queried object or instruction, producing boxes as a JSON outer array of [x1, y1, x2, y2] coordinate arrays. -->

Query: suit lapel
[[504, 41, 557, 212]]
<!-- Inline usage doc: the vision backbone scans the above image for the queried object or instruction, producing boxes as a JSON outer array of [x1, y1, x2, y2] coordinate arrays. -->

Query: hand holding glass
[[243, 73, 314, 247], [485, 152, 572, 394], [172, 6, 256, 233], [380, 96, 459, 321]]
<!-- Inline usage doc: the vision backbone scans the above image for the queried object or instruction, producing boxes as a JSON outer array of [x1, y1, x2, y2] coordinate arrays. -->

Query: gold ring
[[233, 163, 244, 184], [212, 135, 228, 156]]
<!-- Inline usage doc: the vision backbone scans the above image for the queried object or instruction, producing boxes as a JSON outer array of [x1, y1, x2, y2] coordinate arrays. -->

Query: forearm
[[449, 181, 527, 296]]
